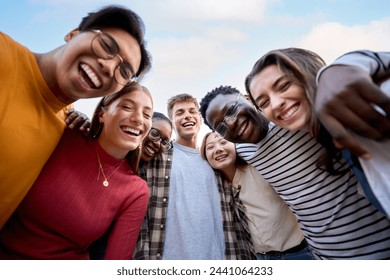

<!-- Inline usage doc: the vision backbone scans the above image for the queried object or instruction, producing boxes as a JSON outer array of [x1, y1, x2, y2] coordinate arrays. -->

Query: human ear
[[64, 28, 80, 42], [98, 106, 108, 124]]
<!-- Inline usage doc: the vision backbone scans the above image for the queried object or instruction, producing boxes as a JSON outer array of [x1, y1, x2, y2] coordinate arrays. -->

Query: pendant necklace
[[96, 151, 123, 187]]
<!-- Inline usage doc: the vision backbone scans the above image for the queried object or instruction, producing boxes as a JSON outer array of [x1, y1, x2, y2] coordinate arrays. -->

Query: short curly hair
[[199, 85, 240, 130]]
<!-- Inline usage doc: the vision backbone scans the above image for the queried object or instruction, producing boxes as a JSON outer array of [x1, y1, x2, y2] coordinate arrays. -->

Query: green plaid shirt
[[133, 148, 254, 260]]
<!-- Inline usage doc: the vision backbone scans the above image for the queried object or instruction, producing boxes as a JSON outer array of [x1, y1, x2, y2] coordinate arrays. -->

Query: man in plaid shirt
[[133, 93, 253, 259]]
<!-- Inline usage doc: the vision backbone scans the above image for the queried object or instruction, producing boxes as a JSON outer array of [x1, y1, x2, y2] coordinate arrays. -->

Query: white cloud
[[143, 0, 272, 23], [149, 36, 242, 80], [204, 27, 247, 41], [298, 17, 390, 63]]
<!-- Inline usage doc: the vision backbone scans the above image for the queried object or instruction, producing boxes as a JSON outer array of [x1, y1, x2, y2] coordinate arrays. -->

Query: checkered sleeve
[[216, 172, 255, 260]]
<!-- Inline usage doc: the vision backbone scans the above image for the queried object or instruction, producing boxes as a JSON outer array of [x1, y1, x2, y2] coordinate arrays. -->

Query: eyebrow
[[123, 61, 136, 77], [122, 98, 153, 111], [109, 33, 136, 77], [254, 74, 286, 104]]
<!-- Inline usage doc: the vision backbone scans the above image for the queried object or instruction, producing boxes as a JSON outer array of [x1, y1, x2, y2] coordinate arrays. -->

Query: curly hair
[[199, 85, 241, 130]]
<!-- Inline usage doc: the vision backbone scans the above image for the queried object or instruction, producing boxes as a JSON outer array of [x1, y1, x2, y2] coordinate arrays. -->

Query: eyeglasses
[[91, 30, 136, 86], [148, 128, 172, 151], [215, 94, 242, 138]]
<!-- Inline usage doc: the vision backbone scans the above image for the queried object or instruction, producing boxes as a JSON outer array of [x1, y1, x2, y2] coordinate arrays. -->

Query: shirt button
[[162, 198, 167, 202], [156, 253, 161, 259], [165, 176, 169, 179], [160, 224, 164, 229], [167, 157, 171, 161]]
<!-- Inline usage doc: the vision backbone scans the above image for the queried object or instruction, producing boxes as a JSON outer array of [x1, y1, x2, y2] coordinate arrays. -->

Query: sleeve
[[317, 50, 390, 83], [103, 179, 150, 260]]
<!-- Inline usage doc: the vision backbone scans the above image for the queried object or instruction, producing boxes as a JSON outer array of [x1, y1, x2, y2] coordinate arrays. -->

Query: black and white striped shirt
[[236, 126, 390, 259]]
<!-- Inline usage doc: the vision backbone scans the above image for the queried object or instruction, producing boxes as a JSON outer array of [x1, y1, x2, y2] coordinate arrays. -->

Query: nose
[[183, 112, 193, 119], [152, 137, 163, 149], [214, 143, 224, 153], [270, 95, 286, 111], [98, 55, 122, 78], [130, 109, 143, 126]]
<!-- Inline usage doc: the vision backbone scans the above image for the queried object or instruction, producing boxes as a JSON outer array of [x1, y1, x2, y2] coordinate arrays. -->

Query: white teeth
[[183, 122, 195, 127], [280, 105, 299, 120], [122, 127, 140, 135], [237, 120, 247, 136], [80, 64, 102, 88], [145, 146, 155, 154], [215, 154, 228, 161]]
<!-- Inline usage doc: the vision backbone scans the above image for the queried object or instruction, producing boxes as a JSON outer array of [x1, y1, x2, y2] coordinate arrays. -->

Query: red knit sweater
[[0, 129, 149, 260]]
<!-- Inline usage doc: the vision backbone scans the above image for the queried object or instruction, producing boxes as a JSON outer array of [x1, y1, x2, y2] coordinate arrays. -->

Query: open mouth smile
[[79, 63, 102, 89]]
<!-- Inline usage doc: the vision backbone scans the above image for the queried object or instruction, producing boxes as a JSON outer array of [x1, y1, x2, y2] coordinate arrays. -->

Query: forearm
[[318, 50, 390, 83]]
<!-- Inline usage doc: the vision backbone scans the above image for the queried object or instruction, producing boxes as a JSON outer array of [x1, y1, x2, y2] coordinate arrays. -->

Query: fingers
[[319, 114, 371, 159], [316, 66, 390, 141], [65, 110, 91, 136]]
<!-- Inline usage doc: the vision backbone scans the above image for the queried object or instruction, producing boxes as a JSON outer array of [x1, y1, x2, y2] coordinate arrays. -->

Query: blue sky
[[1, 0, 389, 139]]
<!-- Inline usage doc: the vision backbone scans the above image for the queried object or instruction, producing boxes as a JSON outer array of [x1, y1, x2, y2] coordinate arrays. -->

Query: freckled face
[[249, 65, 311, 131]]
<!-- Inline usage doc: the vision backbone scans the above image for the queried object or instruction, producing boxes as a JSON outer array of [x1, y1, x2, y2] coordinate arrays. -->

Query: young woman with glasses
[[140, 112, 173, 164]]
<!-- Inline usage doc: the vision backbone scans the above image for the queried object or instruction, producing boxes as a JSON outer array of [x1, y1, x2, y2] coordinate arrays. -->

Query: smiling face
[[204, 132, 237, 172], [171, 100, 202, 146], [141, 118, 172, 162], [52, 27, 142, 103], [249, 64, 311, 131], [98, 88, 153, 159], [205, 93, 267, 144]]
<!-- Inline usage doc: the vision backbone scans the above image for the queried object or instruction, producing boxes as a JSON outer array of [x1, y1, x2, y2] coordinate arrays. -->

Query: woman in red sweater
[[0, 83, 153, 260]]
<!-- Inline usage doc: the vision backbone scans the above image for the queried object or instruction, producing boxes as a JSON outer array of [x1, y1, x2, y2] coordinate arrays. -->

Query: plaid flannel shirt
[[133, 147, 254, 260]]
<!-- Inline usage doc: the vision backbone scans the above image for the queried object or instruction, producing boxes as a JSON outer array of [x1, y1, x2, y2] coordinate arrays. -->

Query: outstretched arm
[[315, 50, 390, 158]]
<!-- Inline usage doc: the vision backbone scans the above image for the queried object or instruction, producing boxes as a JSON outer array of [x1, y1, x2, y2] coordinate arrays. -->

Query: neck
[[34, 50, 75, 105], [98, 135, 128, 159], [175, 135, 198, 149], [220, 164, 237, 183]]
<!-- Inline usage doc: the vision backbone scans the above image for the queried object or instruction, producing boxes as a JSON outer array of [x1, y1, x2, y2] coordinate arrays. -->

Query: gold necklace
[[96, 151, 123, 187]]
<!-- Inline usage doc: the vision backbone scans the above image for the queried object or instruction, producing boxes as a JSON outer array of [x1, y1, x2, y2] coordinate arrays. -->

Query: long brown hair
[[245, 48, 346, 175], [89, 82, 153, 174]]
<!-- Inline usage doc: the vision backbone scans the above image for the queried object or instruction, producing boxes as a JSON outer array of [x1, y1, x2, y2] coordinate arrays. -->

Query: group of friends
[[0, 5, 389, 260]]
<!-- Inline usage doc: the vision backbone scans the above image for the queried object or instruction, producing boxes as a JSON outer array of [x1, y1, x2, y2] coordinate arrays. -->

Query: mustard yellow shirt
[[0, 32, 69, 228]]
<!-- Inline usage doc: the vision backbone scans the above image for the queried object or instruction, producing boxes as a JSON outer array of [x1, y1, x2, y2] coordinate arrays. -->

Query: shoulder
[[128, 174, 149, 194]]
